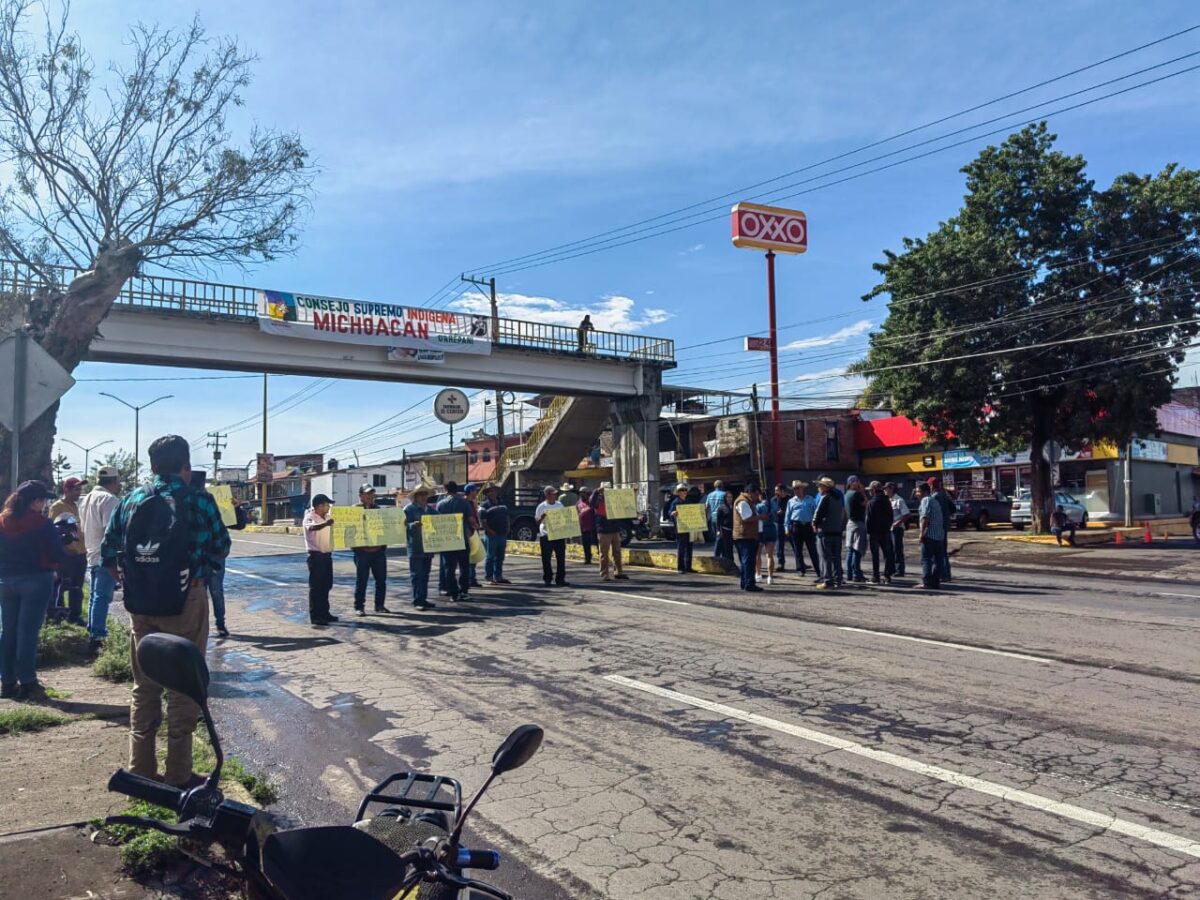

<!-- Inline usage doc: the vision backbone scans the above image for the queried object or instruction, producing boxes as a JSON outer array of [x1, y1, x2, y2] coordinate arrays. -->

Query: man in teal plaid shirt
[[101, 435, 230, 788]]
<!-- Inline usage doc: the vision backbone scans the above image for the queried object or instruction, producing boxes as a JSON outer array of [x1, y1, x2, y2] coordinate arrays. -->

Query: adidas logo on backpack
[[121, 486, 192, 616]]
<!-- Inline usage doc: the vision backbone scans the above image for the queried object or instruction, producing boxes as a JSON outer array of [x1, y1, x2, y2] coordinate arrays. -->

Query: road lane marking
[[836, 626, 1052, 664], [605, 675, 1200, 860], [224, 568, 295, 588], [232, 537, 307, 553], [1149, 591, 1200, 600], [584, 589, 691, 606]]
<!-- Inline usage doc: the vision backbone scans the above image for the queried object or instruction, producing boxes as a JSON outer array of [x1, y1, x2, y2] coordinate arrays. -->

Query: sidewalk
[[952, 535, 1200, 583]]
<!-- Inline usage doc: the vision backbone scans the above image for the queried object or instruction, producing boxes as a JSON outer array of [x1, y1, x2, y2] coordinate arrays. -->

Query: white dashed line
[[605, 675, 1200, 859], [224, 568, 295, 588], [836, 626, 1053, 664], [585, 589, 691, 606], [231, 537, 307, 553]]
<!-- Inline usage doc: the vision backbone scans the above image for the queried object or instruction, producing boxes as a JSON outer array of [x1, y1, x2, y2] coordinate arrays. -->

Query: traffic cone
[[1143, 522, 1153, 544], [1114, 529, 1124, 546]]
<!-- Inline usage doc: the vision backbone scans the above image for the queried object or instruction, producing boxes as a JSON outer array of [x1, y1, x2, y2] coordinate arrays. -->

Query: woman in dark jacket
[[865, 481, 896, 584], [0, 480, 65, 699]]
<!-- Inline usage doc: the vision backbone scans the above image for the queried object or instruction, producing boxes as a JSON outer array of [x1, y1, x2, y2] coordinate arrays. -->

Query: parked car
[[953, 490, 1012, 530], [1010, 489, 1088, 529]]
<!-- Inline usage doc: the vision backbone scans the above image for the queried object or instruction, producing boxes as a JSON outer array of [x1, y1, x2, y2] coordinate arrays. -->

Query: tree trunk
[[1028, 399, 1056, 534], [0, 245, 142, 494]]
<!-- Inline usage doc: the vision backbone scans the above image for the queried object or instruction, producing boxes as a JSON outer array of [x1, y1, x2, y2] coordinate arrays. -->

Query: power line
[[461, 25, 1200, 277]]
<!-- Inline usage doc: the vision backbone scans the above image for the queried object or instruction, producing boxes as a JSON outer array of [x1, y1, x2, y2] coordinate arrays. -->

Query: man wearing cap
[[351, 484, 390, 616], [666, 483, 697, 574], [928, 477, 954, 582], [535, 485, 568, 587], [436, 481, 477, 601], [812, 476, 846, 589], [303, 493, 338, 625], [49, 477, 88, 625], [77, 466, 123, 653], [479, 484, 511, 585], [784, 481, 819, 577], [731, 482, 765, 591], [404, 485, 437, 609], [704, 480, 727, 553]]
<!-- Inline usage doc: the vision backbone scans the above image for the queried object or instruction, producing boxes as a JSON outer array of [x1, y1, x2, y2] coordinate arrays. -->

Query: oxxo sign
[[434, 388, 470, 424], [731, 202, 808, 254]]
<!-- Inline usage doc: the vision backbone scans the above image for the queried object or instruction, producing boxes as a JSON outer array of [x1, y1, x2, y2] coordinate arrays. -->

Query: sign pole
[[10, 327, 27, 491], [261, 373, 269, 525], [766, 251, 782, 490]]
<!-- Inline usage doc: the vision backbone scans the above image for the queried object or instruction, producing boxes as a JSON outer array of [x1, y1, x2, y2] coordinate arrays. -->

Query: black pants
[[791, 524, 820, 574], [442, 550, 471, 598], [676, 533, 693, 572], [54, 554, 86, 620], [307, 552, 333, 621], [581, 532, 596, 564], [352, 548, 388, 609], [891, 528, 905, 575], [868, 531, 895, 580], [540, 537, 566, 584]]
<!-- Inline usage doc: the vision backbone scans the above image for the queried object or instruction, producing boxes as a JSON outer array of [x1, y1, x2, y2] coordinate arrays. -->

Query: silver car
[[1010, 489, 1088, 529]]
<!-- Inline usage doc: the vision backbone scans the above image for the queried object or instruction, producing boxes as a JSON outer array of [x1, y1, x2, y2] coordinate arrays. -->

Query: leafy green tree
[[50, 450, 70, 485], [856, 124, 1200, 532], [0, 1, 315, 492]]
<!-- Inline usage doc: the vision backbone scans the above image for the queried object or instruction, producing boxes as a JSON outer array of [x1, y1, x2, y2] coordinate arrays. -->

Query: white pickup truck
[[1009, 488, 1088, 530]]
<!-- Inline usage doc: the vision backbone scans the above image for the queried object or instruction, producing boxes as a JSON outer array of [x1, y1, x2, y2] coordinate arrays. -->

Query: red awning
[[854, 416, 940, 450]]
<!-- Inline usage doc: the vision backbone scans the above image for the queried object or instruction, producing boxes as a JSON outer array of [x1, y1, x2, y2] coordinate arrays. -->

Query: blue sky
[[54, 1, 1200, 476]]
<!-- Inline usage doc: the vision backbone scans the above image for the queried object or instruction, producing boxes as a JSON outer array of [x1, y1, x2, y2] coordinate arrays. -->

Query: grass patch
[[92, 619, 133, 683], [37, 619, 90, 667], [43, 686, 72, 699], [101, 800, 181, 874], [225, 756, 280, 807], [0, 707, 71, 735]]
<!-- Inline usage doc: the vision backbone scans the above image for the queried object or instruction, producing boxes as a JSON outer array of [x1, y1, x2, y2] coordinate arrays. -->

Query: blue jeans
[[735, 539, 758, 589], [0, 572, 54, 686], [940, 537, 951, 580], [484, 535, 507, 580], [409, 554, 433, 605], [209, 563, 227, 626], [676, 533, 693, 572], [921, 536, 942, 588], [87, 565, 117, 640]]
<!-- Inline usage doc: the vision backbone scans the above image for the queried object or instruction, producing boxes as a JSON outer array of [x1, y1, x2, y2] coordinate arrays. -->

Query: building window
[[795, 420, 805, 442], [469, 451, 479, 464], [482, 448, 492, 462], [825, 422, 839, 461], [373, 474, 387, 488]]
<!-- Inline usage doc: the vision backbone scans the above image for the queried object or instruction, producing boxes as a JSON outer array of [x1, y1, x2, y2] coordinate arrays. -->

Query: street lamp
[[60, 438, 113, 478], [99, 393, 173, 481]]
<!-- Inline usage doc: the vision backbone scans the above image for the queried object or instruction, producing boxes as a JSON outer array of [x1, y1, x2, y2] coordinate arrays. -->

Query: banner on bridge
[[258, 290, 492, 355]]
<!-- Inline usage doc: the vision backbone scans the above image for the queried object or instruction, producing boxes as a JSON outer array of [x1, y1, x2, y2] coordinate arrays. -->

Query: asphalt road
[[208, 534, 1200, 899]]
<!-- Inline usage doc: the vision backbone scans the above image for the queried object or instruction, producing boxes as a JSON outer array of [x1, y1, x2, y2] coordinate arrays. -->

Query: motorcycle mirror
[[137, 633, 210, 705], [490, 725, 543, 776]]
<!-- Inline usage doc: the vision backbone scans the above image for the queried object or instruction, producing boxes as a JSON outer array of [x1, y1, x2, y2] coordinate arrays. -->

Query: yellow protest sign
[[545, 505, 581, 541], [422, 513, 465, 553], [675, 503, 707, 535], [364, 507, 406, 546], [329, 507, 366, 550], [209, 484, 238, 527], [603, 488, 637, 520]]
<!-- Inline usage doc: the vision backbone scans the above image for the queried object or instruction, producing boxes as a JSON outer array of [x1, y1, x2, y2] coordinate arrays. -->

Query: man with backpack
[[100, 435, 231, 789]]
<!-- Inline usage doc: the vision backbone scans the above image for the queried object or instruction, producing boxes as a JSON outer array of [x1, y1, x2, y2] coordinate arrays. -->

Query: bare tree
[[0, 1, 315, 490]]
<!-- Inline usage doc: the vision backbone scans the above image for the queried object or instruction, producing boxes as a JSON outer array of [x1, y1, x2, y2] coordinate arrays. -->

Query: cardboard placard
[[209, 484, 238, 527], [544, 506, 581, 541], [675, 503, 707, 534], [422, 513, 465, 553], [603, 488, 638, 520]]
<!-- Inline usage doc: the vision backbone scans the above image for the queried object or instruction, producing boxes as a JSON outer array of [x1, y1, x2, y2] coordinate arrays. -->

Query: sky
[[48, 1, 1200, 477]]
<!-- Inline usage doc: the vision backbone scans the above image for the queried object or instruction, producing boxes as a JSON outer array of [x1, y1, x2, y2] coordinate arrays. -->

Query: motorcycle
[[104, 633, 543, 899]]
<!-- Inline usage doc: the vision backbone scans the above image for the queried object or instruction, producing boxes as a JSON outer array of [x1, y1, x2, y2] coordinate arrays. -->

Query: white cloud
[[783, 365, 868, 409], [679, 243, 705, 256], [781, 319, 872, 352], [451, 291, 671, 332]]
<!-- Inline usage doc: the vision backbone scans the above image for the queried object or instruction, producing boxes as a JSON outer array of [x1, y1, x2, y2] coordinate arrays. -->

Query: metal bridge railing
[[0, 259, 675, 364]]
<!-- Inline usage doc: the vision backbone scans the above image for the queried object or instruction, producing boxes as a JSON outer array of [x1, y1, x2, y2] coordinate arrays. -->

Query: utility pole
[[207, 432, 228, 479], [260, 373, 269, 525], [462, 274, 504, 470]]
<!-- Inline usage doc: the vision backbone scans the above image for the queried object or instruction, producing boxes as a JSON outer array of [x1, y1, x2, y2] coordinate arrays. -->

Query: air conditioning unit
[[1143, 492, 1162, 515]]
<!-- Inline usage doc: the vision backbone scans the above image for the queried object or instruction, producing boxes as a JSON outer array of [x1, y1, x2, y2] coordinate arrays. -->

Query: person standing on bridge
[[352, 485, 390, 616], [577, 315, 594, 353]]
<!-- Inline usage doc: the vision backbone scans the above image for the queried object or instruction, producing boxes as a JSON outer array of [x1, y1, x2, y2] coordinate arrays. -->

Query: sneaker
[[413, 601, 436, 610], [488, 579, 499, 585], [216, 624, 230, 638], [871, 577, 881, 585], [374, 605, 391, 614], [614, 573, 629, 580], [355, 608, 367, 617], [766, 575, 773, 585], [816, 582, 831, 590]]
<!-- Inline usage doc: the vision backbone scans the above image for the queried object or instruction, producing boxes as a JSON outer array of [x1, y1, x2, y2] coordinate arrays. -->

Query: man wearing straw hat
[[812, 476, 845, 589], [404, 484, 437, 610], [785, 480, 819, 577]]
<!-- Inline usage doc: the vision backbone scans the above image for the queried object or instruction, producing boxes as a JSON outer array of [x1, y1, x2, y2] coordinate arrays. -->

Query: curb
[[506, 539, 734, 575]]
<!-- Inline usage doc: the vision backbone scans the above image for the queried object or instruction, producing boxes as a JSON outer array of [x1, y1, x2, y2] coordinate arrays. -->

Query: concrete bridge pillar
[[611, 368, 662, 531]]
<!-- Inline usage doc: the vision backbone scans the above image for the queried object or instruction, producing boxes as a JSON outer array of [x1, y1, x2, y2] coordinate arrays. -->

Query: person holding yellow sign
[[593, 485, 631, 582], [536, 485, 570, 587], [666, 483, 702, 574], [352, 485, 390, 616]]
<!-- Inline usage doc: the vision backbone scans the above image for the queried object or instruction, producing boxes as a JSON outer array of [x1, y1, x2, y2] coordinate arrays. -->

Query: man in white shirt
[[884, 482, 910, 577], [535, 486, 568, 587], [76, 466, 122, 653], [303, 493, 338, 625]]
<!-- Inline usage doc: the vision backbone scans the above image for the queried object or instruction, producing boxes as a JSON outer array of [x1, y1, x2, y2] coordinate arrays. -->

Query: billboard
[[731, 202, 808, 254]]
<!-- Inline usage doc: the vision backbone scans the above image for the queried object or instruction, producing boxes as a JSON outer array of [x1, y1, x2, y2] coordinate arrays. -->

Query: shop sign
[[941, 449, 995, 469], [731, 202, 808, 254], [1132, 439, 1169, 461]]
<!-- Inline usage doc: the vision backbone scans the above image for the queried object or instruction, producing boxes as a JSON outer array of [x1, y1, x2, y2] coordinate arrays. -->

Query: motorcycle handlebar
[[107, 769, 185, 812]]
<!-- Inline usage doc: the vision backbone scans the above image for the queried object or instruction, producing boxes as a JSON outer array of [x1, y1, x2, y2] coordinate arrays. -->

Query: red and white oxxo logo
[[731, 202, 808, 254]]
